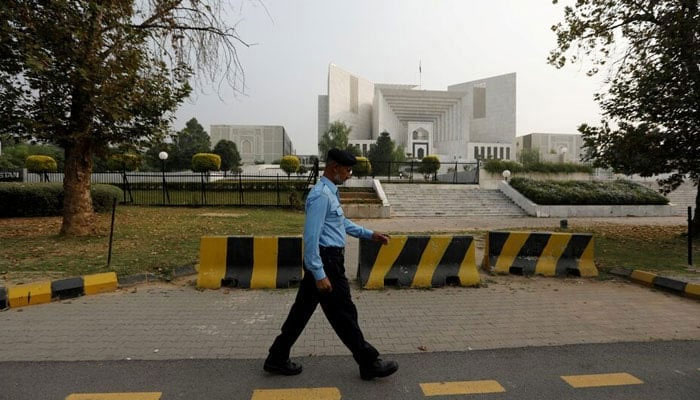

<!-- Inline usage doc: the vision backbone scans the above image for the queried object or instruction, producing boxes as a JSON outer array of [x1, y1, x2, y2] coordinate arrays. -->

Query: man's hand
[[371, 232, 390, 245], [316, 277, 332, 293]]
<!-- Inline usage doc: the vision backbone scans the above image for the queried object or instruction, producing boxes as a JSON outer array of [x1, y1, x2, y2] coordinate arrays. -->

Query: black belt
[[319, 246, 344, 256]]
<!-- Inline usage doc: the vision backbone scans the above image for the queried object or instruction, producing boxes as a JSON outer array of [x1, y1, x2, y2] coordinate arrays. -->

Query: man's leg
[[266, 270, 319, 372], [318, 252, 379, 367]]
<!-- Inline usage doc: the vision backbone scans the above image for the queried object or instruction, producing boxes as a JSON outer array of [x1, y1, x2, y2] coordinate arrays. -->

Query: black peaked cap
[[327, 148, 357, 166]]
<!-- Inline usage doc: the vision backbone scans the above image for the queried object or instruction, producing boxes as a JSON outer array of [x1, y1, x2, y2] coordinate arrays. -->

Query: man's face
[[331, 164, 352, 184]]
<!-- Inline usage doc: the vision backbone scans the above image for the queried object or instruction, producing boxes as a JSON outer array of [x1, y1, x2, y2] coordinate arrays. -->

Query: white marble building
[[317, 64, 516, 162], [210, 125, 293, 164], [516, 133, 586, 164]]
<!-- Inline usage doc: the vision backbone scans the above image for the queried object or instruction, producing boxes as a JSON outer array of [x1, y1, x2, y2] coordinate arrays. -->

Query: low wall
[[498, 181, 673, 217], [479, 170, 592, 189]]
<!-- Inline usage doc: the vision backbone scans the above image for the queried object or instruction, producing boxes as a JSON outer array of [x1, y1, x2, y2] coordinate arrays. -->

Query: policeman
[[264, 148, 399, 380]]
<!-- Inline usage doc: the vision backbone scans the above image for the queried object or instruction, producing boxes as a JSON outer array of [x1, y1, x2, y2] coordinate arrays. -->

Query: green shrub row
[[508, 177, 668, 205], [0, 183, 123, 218], [483, 159, 593, 174]]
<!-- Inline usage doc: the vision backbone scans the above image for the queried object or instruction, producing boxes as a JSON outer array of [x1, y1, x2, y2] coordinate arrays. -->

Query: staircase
[[637, 181, 697, 216], [382, 184, 527, 217]]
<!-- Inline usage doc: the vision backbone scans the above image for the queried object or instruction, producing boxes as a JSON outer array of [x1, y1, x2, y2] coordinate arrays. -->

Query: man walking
[[264, 148, 399, 380]]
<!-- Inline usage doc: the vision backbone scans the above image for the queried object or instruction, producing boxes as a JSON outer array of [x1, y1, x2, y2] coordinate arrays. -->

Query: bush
[[0, 183, 123, 217], [483, 159, 593, 174], [353, 156, 372, 177], [192, 153, 221, 172], [106, 153, 142, 171], [419, 155, 440, 180], [280, 155, 300, 176], [508, 177, 668, 205], [25, 155, 58, 173]]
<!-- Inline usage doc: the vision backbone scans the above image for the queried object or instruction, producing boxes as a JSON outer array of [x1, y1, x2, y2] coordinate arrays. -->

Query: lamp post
[[559, 146, 568, 163], [159, 151, 169, 205], [502, 169, 511, 182]]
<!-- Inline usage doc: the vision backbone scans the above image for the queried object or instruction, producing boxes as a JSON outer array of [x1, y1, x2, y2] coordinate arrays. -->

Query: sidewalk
[[1, 274, 698, 362]]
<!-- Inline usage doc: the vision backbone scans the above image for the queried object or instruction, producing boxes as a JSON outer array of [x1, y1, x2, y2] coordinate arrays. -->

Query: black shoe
[[263, 358, 303, 376], [360, 359, 399, 380]]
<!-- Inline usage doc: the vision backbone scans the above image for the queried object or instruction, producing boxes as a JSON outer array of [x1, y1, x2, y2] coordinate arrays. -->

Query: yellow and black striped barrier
[[483, 231, 597, 277], [358, 235, 479, 289], [196, 236, 303, 289], [627, 269, 700, 299], [0, 272, 118, 309]]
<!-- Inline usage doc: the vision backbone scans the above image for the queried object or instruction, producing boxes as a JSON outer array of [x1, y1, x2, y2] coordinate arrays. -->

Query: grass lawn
[[1, 207, 697, 285], [0, 206, 305, 284]]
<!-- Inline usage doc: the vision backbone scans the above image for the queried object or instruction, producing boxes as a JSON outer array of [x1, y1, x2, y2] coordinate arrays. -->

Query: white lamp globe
[[502, 169, 511, 180], [158, 151, 169, 160]]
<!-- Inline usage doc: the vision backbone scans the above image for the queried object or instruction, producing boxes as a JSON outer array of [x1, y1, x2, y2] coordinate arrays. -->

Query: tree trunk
[[60, 140, 95, 235], [694, 185, 700, 238]]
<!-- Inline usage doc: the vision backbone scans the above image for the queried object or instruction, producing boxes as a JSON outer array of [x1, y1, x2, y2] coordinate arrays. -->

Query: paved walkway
[[1, 274, 697, 362]]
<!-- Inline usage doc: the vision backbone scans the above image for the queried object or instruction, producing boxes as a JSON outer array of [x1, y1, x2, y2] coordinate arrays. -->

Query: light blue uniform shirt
[[303, 176, 374, 281]]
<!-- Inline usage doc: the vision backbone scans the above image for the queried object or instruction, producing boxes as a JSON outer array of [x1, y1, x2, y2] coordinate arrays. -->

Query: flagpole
[[419, 60, 422, 89]]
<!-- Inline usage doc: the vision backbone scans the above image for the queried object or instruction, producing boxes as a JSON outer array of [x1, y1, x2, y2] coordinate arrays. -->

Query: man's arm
[[303, 194, 329, 281], [344, 218, 390, 244]]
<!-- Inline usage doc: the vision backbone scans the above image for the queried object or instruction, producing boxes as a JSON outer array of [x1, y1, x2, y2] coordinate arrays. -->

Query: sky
[[174, 0, 606, 155]]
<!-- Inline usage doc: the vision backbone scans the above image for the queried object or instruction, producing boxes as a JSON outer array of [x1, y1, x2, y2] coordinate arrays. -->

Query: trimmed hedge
[[483, 159, 593, 174], [192, 153, 221, 172], [25, 155, 58, 173], [0, 183, 123, 217], [353, 156, 372, 177], [508, 177, 668, 205], [280, 155, 300, 175], [107, 153, 142, 171]]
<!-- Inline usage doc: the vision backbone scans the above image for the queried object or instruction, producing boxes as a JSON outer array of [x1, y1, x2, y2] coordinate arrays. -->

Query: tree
[[280, 155, 300, 177], [172, 118, 211, 171], [549, 0, 700, 233], [419, 155, 440, 181], [212, 139, 242, 173], [0, 2, 250, 235], [319, 121, 351, 159], [353, 156, 372, 178], [191, 153, 221, 172], [367, 131, 401, 176]]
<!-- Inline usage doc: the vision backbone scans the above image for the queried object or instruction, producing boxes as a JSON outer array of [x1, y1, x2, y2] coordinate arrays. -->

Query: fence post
[[238, 172, 243, 205], [476, 160, 480, 185], [107, 198, 116, 267], [276, 174, 280, 206], [410, 161, 414, 183], [200, 172, 206, 205], [689, 207, 694, 267], [388, 161, 392, 182], [453, 161, 458, 184]]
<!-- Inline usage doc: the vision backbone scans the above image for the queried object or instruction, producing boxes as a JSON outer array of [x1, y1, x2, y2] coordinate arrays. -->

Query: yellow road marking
[[196, 236, 228, 289], [412, 236, 451, 288], [251, 237, 278, 288], [561, 372, 643, 388], [420, 380, 506, 396], [66, 393, 161, 400], [685, 282, 700, 298], [458, 240, 479, 286], [494, 232, 530, 273], [365, 236, 407, 289], [251, 387, 341, 400], [83, 272, 118, 295], [577, 237, 598, 277], [534, 234, 570, 276]]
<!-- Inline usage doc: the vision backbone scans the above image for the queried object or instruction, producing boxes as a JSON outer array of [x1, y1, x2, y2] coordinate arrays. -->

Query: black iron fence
[[3, 162, 320, 207], [366, 161, 480, 184]]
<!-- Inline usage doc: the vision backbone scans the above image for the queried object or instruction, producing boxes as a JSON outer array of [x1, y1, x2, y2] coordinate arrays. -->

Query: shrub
[[192, 153, 221, 172], [483, 159, 592, 174], [297, 165, 309, 176], [419, 155, 440, 180], [280, 155, 300, 176], [353, 156, 372, 177], [508, 177, 668, 205], [0, 183, 123, 217], [106, 153, 142, 171], [25, 155, 58, 173]]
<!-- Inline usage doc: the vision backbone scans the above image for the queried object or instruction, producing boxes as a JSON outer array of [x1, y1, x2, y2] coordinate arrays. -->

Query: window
[[350, 75, 359, 113], [417, 148, 425, 158], [473, 86, 486, 119], [487, 147, 492, 159], [506, 147, 511, 160], [474, 146, 479, 159], [362, 143, 367, 155], [499, 147, 504, 159]]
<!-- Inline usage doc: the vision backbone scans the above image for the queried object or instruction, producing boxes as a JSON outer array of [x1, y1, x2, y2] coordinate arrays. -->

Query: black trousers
[[268, 246, 379, 366]]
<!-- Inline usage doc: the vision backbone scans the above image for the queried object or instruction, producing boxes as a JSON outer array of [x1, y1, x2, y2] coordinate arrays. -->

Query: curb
[[0, 265, 197, 311], [609, 268, 699, 300]]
